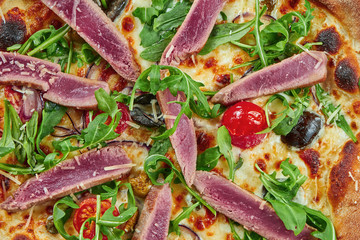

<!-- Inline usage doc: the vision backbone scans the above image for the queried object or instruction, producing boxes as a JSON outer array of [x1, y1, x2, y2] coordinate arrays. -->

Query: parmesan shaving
[[24, 206, 34, 229], [165, 45, 175, 59], [326, 106, 341, 125], [43, 187, 49, 195], [70, 193, 80, 204], [0, 7, 5, 23], [60, 166, 76, 170], [163, 114, 177, 120], [0, 170, 21, 185], [104, 163, 136, 171], [151, 99, 158, 122], [259, 201, 266, 210], [146, 137, 152, 146], [126, 121, 140, 129], [0, 52, 7, 63], [80, 183, 86, 190], [1, 180, 6, 199]]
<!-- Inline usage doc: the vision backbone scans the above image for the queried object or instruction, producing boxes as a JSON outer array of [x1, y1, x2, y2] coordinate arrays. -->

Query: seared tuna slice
[[0, 52, 109, 109], [194, 171, 316, 240], [161, 0, 227, 65], [0, 146, 133, 211], [212, 51, 328, 105], [156, 90, 197, 186], [132, 184, 172, 240], [43, 72, 108, 109], [0, 51, 60, 91], [40, 0, 140, 81]]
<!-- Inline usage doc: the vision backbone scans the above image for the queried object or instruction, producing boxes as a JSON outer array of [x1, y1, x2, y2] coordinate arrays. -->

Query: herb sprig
[[259, 89, 310, 136], [144, 154, 216, 215], [256, 160, 336, 239], [315, 84, 357, 142], [129, 65, 224, 140], [133, 0, 191, 61]]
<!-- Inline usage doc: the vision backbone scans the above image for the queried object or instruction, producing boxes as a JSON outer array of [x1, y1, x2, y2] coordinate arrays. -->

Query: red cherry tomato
[[221, 101, 268, 149], [4, 86, 22, 112], [73, 198, 120, 240], [85, 102, 130, 134]]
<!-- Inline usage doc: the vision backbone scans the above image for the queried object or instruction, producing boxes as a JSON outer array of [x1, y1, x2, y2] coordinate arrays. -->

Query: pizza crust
[[310, 0, 360, 39], [328, 135, 360, 240]]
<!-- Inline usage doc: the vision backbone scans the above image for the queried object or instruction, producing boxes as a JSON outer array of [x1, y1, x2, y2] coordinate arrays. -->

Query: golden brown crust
[[328, 135, 360, 239], [310, 0, 360, 39]]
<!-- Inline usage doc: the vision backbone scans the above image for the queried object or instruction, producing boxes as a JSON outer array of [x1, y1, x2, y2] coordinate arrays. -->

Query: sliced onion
[[178, 225, 201, 240]]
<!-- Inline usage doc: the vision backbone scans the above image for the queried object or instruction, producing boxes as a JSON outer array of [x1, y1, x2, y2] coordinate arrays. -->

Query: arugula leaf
[[244, 229, 266, 240], [217, 126, 235, 181], [133, 0, 191, 62], [199, 21, 254, 55], [130, 65, 223, 140], [149, 127, 172, 156], [315, 84, 357, 142], [169, 202, 200, 235], [36, 102, 67, 157], [196, 146, 221, 171], [144, 154, 216, 215], [53, 196, 79, 240], [229, 219, 242, 240], [259, 89, 310, 136], [257, 160, 336, 239], [0, 101, 15, 157]]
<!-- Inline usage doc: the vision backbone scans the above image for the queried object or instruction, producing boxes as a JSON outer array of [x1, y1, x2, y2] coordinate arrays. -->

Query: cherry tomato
[[4, 86, 22, 112], [73, 198, 120, 240], [85, 102, 130, 134], [221, 101, 268, 149]]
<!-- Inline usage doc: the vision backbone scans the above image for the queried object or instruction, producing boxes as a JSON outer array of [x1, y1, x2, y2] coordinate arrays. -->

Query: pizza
[[0, 0, 359, 239]]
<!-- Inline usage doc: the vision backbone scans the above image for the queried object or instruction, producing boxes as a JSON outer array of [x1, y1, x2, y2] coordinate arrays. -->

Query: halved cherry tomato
[[85, 102, 130, 134], [73, 198, 120, 240], [221, 101, 268, 149]]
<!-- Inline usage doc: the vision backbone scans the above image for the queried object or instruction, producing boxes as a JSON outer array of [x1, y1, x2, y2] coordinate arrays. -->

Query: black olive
[[281, 111, 323, 148], [134, 94, 157, 105], [106, 0, 128, 21], [46, 216, 58, 234], [0, 20, 26, 50], [130, 107, 164, 128]]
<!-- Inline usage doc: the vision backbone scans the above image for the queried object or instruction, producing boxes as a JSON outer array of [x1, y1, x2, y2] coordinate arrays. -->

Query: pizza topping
[[315, 84, 357, 142], [0, 51, 109, 109], [299, 149, 320, 178], [160, 0, 227, 65], [221, 102, 268, 149], [193, 170, 316, 239], [0, 18, 26, 50], [0, 146, 133, 211], [132, 184, 172, 240], [73, 198, 120, 239], [334, 58, 360, 93], [315, 27, 342, 55], [40, 0, 140, 81], [281, 111, 323, 148], [211, 51, 328, 106]]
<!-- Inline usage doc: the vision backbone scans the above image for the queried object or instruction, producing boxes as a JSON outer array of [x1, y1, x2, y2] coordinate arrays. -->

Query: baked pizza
[[0, 0, 359, 239]]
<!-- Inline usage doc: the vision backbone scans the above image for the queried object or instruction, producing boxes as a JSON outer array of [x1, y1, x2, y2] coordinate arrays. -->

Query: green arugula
[[144, 154, 216, 215], [315, 84, 357, 142], [196, 146, 221, 171], [256, 159, 336, 239], [52, 89, 121, 158], [201, 0, 315, 71], [8, 25, 101, 72], [169, 201, 200, 235], [53, 181, 137, 240], [130, 65, 224, 140], [229, 219, 241, 240], [133, 0, 191, 61], [259, 89, 310, 136], [148, 127, 172, 156], [0, 89, 121, 175]]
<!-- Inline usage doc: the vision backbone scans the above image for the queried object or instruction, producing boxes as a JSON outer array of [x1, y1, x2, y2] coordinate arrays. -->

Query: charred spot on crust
[[328, 140, 359, 209], [315, 27, 341, 55], [216, 74, 231, 86], [288, 0, 300, 8], [12, 235, 31, 240], [335, 58, 359, 93], [299, 149, 320, 178], [0, 19, 26, 50]]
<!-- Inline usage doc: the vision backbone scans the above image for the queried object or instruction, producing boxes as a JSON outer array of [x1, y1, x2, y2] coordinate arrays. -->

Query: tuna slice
[[132, 184, 172, 240], [157, 0, 226, 185], [40, 0, 140, 81], [0, 146, 133, 211], [212, 51, 328, 105], [161, 0, 227, 65], [0, 52, 109, 109], [194, 171, 316, 240]]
